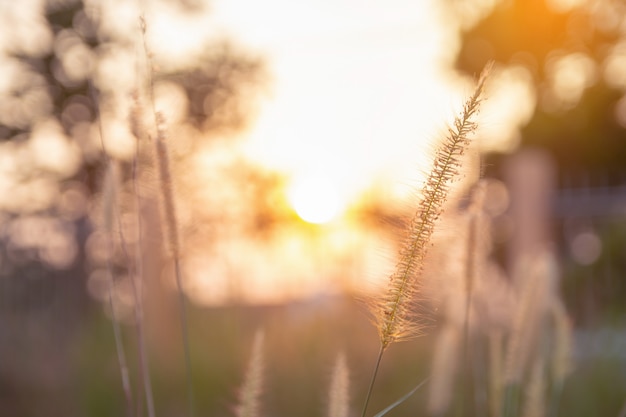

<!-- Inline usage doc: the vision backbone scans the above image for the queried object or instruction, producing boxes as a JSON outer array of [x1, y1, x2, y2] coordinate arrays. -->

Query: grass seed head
[[371, 63, 492, 349]]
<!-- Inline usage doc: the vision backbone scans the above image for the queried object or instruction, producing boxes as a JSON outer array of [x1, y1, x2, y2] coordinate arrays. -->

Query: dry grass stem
[[428, 324, 461, 416], [140, 16, 195, 416], [235, 330, 265, 417], [328, 352, 350, 417], [128, 92, 156, 417], [521, 355, 547, 417], [489, 331, 504, 417], [504, 251, 557, 385], [550, 299, 572, 386], [94, 77, 136, 415], [154, 114, 181, 258], [102, 159, 135, 417]]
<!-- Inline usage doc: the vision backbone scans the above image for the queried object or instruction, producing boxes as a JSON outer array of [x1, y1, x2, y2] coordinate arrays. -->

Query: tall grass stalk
[[129, 91, 156, 417], [140, 16, 195, 417], [153, 112, 196, 416], [328, 352, 350, 417], [460, 181, 488, 416], [547, 299, 572, 417], [97, 78, 156, 416], [102, 160, 135, 417], [235, 330, 265, 417], [92, 76, 138, 416], [362, 62, 492, 417], [428, 324, 461, 416], [489, 331, 504, 417], [521, 354, 546, 417], [503, 250, 558, 417]]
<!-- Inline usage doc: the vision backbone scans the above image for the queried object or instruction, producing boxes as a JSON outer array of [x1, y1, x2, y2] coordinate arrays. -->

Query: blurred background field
[[1, 0, 626, 416]]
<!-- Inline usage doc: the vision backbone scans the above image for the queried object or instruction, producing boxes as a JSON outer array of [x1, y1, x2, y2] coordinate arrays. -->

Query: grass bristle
[[372, 62, 492, 349]]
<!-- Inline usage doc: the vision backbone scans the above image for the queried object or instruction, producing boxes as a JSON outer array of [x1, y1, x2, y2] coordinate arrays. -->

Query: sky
[[173, 0, 531, 210], [214, 0, 461, 200], [0, 0, 530, 213], [0, 0, 535, 305], [155, 0, 528, 303], [141, 0, 492, 304], [137, 0, 529, 203]]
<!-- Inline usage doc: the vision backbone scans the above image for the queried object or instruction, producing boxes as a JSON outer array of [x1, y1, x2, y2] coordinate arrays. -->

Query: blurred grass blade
[[372, 377, 429, 417]]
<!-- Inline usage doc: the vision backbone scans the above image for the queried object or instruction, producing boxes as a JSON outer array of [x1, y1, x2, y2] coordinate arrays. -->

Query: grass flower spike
[[361, 62, 492, 417], [373, 62, 492, 349]]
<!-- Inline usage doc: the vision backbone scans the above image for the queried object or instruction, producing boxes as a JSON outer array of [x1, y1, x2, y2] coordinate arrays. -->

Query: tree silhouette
[[454, 0, 626, 324], [454, 0, 626, 183]]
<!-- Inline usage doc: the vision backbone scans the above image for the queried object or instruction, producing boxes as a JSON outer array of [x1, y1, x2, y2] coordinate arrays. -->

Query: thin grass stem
[[235, 330, 265, 417], [140, 16, 196, 417], [372, 376, 430, 417], [488, 331, 504, 417], [174, 256, 196, 417], [502, 383, 521, 417], [106, 263, 135, 417], [328, 352, 350, 417], [93, 81, 135, 417], [361, 345, 385, 417], [130, 133, 156, 417], [365, 63, 491, 417], [461, 185, 483, 417], [547, 381, 564, 417], [460, 214, 477, 417]]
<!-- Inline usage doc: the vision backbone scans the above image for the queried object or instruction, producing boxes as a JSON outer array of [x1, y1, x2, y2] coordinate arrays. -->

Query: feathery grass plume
[[424, 181, 499, 417], [362, 62, 492, 417], [235, 330, 265, 417], [372, 62, 492, 350], [140, 16, 195, 417], [328, 352, 351, 417], [421, 180, 492, 330], [428, 324, 461, 416]]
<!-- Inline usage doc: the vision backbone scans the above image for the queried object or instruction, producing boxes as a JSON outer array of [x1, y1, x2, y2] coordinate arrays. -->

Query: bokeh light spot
[[288, 173, 344, 224], [570, 231, 602, 266], [545, 52, 596, 111]]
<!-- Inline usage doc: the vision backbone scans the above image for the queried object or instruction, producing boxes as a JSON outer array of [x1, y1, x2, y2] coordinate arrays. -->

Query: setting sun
[[287, 172, 346, 224]]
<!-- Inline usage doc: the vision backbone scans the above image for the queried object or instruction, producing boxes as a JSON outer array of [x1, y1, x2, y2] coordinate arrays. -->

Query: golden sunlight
[[0, 0, 539, 307], [142, 0, 537, 304], [211, 0, 464, 189], [287, 172, 346, 224]]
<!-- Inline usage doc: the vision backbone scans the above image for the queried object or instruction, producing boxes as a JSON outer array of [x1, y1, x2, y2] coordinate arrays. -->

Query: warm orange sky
[[158, 0, 533, 304], [138, 0, 535, 211], [0, 0, 534, 214], [210, 0, 472, 190], [0, 0, 536, 305]]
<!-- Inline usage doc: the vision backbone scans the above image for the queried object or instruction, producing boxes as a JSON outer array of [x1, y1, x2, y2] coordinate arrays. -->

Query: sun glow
[[287, 173, 346, 224]]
